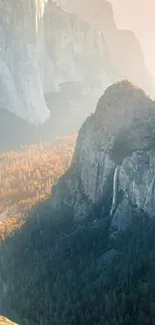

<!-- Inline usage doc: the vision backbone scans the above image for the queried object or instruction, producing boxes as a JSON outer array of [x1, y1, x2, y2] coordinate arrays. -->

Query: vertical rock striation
[[110, 165, 120, 216], [57, 0, 155, 97], [0, 0, 50, 125], [0, 0, 116, 127], [50, 81, 155, 230]]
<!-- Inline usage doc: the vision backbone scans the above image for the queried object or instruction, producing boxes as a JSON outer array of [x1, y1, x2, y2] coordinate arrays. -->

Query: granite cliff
[[57, 0, 155, 97], [0, 0, 50, 125], [0, 0, 115, 127], [43, 1, 116, 130], [1, 0, 154, 133], [51, 81, 155, 230]]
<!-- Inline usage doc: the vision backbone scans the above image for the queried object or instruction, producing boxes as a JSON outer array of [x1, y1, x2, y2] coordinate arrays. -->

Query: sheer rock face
[[57, 0, 155, 97], [0, 0, 115, 126], [42, 1, 116, 129], [111, 150, 155, 231], [119, 151, 155, 214], [51, 81, 155, 228], [44, 2, 114, 91], [0, 317, 18, 325], [0, 0, 50, 125]]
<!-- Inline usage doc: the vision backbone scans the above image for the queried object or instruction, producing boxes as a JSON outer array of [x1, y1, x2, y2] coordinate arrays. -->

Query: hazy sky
[[109, 0, 155, 77]]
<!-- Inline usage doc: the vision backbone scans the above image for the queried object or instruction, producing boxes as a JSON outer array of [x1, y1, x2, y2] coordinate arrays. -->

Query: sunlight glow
[[109, 0, 155, 77]]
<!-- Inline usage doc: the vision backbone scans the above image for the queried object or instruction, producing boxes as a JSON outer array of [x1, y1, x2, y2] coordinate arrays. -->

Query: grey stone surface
[[50, 81, 155, 230], [0, 0, 114, 126]]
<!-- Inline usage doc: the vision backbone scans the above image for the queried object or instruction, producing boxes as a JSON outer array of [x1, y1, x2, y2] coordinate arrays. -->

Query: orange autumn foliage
[[0, 135, 76, 241]]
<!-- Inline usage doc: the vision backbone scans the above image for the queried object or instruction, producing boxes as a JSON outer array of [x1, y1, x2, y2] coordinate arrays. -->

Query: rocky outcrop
[[51, 81, 155, 230], [111, 150, 155, 231], [57, 0, 155, 98]]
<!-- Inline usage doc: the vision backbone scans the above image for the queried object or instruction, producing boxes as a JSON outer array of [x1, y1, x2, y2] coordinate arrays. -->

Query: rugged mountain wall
[[0, 0, 115, 127], [57, 0, 155, 98], [44, 2, 114, 90], [0, 0, 50, 125], [42, 1, 116, 128], [51, 81, 155, 230], [1, 0, 154, 137]]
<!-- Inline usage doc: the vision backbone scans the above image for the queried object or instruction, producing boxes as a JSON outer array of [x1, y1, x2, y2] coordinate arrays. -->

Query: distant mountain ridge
[[57, 0, 155, 97], [1, 0, 154, 151]]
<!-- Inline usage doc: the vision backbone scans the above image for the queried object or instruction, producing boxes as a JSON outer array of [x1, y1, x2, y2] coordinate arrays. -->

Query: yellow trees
[[0, 135, 77, 241]]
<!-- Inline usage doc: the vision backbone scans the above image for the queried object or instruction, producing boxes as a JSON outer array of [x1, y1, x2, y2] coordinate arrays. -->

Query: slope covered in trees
[[0, 135, 76, 241], [1, 204, 155, 325]]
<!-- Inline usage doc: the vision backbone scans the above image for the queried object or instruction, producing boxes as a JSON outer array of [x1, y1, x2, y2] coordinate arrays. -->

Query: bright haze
[[109, 0, 155, 78], [57, 0, 155, 98]]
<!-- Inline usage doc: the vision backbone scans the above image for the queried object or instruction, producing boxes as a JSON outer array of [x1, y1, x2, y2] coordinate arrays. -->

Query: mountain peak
[[96, 80, 150, 117], [51, 81, 155, 226]]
